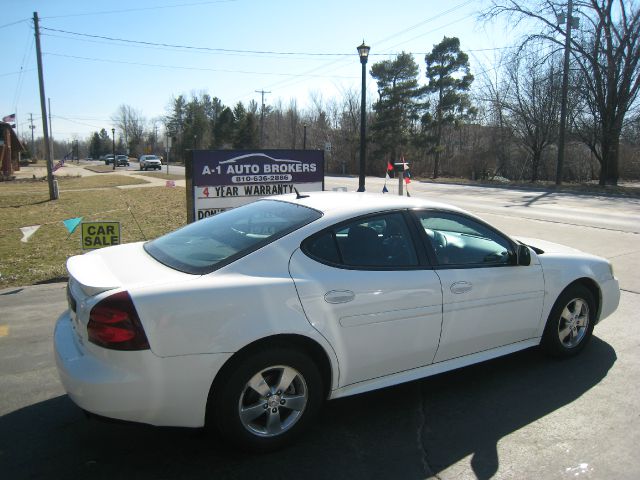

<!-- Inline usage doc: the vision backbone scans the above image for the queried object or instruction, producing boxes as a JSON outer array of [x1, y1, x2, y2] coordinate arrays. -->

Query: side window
[[416, 211, 514, 267], [304, 212, 419, 268], [305, 231, 340, 264]]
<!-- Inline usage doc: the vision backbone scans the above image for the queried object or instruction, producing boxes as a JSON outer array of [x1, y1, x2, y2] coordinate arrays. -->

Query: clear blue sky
[[1, 0, 518, 141]]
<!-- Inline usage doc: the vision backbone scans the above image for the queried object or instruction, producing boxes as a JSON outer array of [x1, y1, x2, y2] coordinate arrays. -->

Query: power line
[[0, 19, 28, 30], [43, 51, 358, 79], [40, 25, 509, 58], [0, 69, 35, 78], [40, 27, 355, 57]]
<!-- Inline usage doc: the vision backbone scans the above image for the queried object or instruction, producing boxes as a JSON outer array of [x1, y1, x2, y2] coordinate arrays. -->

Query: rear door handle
[[450, 281, 472, 294], [324, 290, 355, 304]]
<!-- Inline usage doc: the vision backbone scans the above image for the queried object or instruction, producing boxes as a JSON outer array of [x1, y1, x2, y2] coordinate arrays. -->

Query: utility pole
[[556, 0, 574, 185], [29, 113, 35, 156], [33, 11, 57, 200], [255, 89, 270, 147], [48, 97, 53, 160], [154, 123, 158, 153]]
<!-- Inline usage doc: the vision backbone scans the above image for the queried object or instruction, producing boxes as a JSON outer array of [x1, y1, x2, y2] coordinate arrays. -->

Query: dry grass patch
[[0, 179, 186, 288]]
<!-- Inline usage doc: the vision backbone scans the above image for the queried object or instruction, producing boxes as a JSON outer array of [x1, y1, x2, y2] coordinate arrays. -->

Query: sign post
[[186, 149, 324, 223]]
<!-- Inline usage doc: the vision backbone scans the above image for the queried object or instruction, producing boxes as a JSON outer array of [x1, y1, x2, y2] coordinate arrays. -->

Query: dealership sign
[[186, 150, 324, 222]]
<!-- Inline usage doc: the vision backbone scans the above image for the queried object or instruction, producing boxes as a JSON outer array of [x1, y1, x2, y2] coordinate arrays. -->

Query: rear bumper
[[54, 312, 232, 427]]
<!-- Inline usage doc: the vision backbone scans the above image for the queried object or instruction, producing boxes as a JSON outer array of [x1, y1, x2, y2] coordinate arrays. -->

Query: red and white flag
[[2, 113, 16, 123]]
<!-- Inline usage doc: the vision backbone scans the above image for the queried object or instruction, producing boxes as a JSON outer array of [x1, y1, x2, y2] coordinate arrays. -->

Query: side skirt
[[329, 338, 541, 400]]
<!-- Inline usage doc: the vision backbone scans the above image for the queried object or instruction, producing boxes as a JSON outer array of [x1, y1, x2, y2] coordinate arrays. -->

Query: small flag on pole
[[2, 113, 16, 123], [20, 225, 41, 243], [404, 176, 411, 184], [63, 217, 83, 234], [382, 185, 389, 193], [53, 158, 66, 172], [387, 161, 393, 171]]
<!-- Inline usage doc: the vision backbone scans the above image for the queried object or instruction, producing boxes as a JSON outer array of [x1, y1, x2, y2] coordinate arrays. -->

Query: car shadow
[[0, 338, 615, 480]]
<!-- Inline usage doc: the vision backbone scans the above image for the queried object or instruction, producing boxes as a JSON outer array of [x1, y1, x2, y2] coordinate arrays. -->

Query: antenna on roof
[[294, 187, 309, 199]]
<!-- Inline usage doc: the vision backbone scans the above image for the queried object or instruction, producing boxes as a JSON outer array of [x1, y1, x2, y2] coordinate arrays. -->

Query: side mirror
[[517, 244, 531, 266]]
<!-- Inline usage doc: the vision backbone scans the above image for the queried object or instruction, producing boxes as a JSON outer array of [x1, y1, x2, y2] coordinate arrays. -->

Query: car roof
[[268, 191, 466, 221]]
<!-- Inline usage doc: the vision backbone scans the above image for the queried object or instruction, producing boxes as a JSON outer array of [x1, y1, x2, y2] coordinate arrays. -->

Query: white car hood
[[513, 236, 583, 255], [67, 241, 196, 296]]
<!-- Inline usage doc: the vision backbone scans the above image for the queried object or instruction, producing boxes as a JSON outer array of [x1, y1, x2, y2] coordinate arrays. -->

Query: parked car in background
[[54, 192, 619, 451], [104, 154, 115, 165], [139, 154, 162, 170], [115, 155, 130, 167]]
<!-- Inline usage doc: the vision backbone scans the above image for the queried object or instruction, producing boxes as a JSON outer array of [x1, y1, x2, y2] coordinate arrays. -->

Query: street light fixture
[[111, 128, 115, 170], [357, 41, 370, 192]]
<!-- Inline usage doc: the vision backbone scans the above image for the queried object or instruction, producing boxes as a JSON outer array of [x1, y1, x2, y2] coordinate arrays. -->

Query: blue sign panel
[[187, 150, 324, 221]]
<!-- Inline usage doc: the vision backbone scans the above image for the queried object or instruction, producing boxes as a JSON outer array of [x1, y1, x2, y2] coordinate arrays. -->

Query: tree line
[[23, 1, 639, 186]]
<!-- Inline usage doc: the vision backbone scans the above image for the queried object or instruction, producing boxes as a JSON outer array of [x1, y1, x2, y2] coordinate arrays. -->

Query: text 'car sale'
[[187, 150, 324, 221]]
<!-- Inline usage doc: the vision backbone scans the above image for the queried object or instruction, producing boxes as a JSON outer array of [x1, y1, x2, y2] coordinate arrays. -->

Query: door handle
[[324, 290, 355, 304], [450, 281, 472, 294]]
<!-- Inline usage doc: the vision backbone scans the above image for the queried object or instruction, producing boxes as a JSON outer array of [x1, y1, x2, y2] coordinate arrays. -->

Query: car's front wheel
[[209, 348, 323, 452], [541, 284, 596, 357]]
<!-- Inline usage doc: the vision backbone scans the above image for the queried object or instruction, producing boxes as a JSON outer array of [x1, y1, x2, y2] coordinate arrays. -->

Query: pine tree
[[370, 52, 426, 164], [424, 37, 475, 178]]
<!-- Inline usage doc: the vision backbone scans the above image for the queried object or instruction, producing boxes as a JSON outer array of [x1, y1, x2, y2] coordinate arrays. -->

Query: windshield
[[144, 199, 322, 274]]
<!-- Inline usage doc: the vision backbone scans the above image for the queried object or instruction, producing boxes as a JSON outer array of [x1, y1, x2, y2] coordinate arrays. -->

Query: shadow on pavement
[[0, 338, 615, 480]]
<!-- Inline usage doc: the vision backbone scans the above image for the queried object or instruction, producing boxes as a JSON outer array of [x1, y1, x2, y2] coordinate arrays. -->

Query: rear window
[[144, 200, 322, 274]]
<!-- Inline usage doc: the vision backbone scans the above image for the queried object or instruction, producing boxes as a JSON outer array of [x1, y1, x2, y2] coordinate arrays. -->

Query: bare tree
[[484, 0, 640, 185], [502, 47, 563, 181], [112, 104, 146, 156]]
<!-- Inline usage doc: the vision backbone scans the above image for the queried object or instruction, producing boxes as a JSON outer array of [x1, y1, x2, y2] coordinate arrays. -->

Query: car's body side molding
[[329, 337, 540, 399]]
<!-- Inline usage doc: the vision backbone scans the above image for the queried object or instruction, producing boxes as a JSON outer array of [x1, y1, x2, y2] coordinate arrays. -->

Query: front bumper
[[54, 311, 232, 427], [598, 276, 620, 324]]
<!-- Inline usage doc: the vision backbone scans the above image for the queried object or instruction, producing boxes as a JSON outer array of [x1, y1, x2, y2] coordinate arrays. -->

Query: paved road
[[1, 179, 639, 479]]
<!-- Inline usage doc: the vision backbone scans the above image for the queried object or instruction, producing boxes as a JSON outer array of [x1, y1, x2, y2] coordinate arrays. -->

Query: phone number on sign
[[232, 174, 292, 183]]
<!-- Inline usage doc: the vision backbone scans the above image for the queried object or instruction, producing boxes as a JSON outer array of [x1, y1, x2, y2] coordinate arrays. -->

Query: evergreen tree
[[424, 36, 475, 178], [89, 132, 102, 159], [98, 128, 112, 156], [234, 112, 259, 149], [370, 52, 426, 163], [213, 107, 236, 148]]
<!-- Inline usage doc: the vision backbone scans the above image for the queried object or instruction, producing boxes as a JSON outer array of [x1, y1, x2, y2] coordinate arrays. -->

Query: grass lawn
[[0, 177, 186, 289]]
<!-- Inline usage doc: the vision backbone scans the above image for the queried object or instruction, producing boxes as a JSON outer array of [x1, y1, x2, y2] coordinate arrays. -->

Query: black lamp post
[[357, 41, 370, 192], [111, 128, 115, 170]]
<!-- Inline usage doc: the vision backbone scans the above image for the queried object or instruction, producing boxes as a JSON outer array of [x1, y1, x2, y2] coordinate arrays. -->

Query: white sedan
[[139, 154, 162, 170], [54, 192, 619, 451]]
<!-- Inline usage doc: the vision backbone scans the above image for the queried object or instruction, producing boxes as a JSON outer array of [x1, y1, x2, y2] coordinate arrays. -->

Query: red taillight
[[88, 291, 150, 351]]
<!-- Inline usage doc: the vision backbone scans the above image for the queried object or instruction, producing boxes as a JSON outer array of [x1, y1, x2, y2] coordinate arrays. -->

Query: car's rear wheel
[[541, 284, 596, 357], [210, 348, 323, 452]]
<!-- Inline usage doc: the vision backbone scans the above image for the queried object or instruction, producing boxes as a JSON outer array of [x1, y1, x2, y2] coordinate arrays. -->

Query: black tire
[[209, 347, 324, 452], [541, 284, 596, 357]]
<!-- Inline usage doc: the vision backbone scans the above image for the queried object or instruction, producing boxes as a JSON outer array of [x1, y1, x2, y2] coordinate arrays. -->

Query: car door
[[288, 211, 443, 387], [412, 210, 545, 362]]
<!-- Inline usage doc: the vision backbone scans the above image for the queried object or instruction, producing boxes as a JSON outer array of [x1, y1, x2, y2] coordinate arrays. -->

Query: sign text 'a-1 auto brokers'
[[186, 150, 324, 222]]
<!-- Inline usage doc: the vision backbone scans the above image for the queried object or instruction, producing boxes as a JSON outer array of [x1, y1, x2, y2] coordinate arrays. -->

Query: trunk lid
[[67, 241, 197, 296]]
